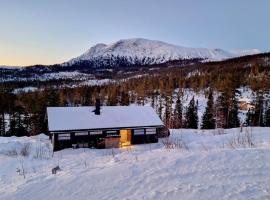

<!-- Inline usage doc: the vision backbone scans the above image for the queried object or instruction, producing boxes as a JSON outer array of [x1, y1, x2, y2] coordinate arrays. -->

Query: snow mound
[[0, 134, 52, 158]]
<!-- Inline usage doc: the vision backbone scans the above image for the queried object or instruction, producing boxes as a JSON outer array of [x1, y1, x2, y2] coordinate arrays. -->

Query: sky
[[0, 0, 270, 66]]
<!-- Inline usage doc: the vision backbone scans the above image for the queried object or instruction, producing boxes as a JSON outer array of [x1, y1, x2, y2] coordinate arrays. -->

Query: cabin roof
[[47, 106, 164, 132]]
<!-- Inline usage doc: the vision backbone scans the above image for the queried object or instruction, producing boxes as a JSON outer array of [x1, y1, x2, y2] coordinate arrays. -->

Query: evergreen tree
[[173, 94, 183, 128], [185, 96, 198, 129], [163, 95, 173, 128], [215, 92, 229, 128], [265, 106, 270, 127], [0, 113, 6, 136], [157, 96, 163, 119], [228, 94, 240, 128], [120, 91, 130, 106], [46, 89, 60, 107], [201, 91, 216, 129], [253, 92, 264, 126]]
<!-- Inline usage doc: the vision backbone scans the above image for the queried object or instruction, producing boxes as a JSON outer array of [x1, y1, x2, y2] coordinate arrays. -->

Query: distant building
[[238, 98, 255, 111], [47, 103, 164, 151]]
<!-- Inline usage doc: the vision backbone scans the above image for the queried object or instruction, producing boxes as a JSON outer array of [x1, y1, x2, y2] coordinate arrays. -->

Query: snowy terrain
[[1, 127, 270, 200], [0, 66, 20, 70], [230, 49, 262, 57], [65, 38, 264, 67], [65, 38, 235, 66], [0, 38, 264, 83]]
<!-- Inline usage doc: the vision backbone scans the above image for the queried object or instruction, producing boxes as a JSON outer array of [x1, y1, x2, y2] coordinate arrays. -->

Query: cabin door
[[120, 129, 131, 147]]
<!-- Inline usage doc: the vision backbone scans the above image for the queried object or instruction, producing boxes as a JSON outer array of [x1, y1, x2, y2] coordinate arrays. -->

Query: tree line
[[1, 53, 270, 136]]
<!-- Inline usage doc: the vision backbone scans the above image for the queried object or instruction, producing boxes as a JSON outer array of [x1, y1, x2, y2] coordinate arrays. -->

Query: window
[[134, 129, 145, 135], [58, 133, 71, 140], [90, 130, 103, 135], [146, 128, 156, 135], [75, 132, 88, 136], [106, 130, 119, 137]]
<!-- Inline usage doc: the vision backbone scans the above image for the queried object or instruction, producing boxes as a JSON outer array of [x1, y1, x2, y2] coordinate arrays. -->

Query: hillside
[[0, 38, 264, 83], [0, 127, 270, 200]]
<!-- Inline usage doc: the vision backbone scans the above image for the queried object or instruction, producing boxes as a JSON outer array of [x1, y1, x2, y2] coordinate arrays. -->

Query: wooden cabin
[[47, 105, 164, 151]]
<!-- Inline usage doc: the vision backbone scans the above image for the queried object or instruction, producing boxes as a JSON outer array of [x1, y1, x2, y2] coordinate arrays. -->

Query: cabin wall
[[51, 127, 160, 151]]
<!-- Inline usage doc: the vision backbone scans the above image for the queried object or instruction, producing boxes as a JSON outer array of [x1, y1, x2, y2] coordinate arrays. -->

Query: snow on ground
[[1, 127, 270, 200], [13, 87, 39, 94]]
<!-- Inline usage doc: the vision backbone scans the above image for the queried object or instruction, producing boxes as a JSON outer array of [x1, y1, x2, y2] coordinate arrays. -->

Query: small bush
[[20, 143, 31, 157], [162, 137, 189, 150], [16, 158, 26, 179], [227, 128, 255, 149]]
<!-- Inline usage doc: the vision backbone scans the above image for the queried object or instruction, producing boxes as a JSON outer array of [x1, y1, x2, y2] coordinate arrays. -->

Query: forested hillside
[[1, 52, 270, 136]]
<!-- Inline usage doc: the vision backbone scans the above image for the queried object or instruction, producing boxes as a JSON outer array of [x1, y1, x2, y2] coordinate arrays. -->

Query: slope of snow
[[230, 49, 262, 57], [0, 66, 20, 70], [1, 127, 270, 200], [65, 38, 235, 66]]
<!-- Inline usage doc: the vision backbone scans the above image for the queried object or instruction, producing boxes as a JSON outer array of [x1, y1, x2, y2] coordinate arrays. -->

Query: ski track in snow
[[1, 127, 270, 200]]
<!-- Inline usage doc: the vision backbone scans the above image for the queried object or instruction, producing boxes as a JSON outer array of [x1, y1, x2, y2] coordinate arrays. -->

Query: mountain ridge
[[64, 38, 235, 67], [0, 38, 263, 69]]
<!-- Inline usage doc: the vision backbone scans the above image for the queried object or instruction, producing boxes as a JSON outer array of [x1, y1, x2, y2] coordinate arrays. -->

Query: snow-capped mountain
[[64, 38, 235, 67], [230, 49, 262, 57], [0, 38, 266, 83]]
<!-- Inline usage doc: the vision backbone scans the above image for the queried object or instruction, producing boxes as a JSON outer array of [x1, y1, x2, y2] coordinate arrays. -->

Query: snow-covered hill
[[1, 127, 270, 200], [64, 38, 235, 67], [0, 65, 20, 70], [230, 49, 263, 57]]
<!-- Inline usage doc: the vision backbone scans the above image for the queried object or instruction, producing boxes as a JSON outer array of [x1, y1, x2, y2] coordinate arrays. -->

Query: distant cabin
[[238, 98, 255, 111], [47, 105, 164, 151]]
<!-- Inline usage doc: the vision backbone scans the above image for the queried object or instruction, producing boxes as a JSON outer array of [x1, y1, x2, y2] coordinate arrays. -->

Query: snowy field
[[1, 127, 270, 200]]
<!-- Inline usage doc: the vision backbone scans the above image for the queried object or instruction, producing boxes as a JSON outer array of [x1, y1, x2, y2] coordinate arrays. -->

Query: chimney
[[94, 98, 101, 115]]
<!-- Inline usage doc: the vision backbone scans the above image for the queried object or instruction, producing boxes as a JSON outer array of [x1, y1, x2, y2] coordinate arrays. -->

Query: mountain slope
[[64, 38, 235, 67], [230, 49, 262, 57]]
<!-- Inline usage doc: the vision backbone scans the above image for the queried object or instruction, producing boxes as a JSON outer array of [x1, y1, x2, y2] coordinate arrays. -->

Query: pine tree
[[253, 92, 264, 126], [185, 96, 198, 129], [151, 94, 156, 108], [47, 89, 60, 107], [228, 94, 240, 128], [0, 113, 6, 136], [163, 96, 172, 128], [215, 92, 229, 128], [201, 91, 215, 129], [157, 96, 163, 119], [173, 94, 183, 128], [265, 106, 270, 127], [120, 91, 130, 106]]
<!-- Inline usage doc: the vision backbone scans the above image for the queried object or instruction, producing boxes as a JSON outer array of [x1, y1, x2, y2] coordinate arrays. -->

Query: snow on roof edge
[[47, 106, 164, 132]]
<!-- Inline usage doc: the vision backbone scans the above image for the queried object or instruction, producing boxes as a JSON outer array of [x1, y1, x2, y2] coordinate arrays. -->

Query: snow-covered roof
[[47, 106, 164, 132]]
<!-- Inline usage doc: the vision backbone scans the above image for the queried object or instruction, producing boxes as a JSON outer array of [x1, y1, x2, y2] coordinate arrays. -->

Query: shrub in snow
[[20, 143, 31, 157], [227, 128, 255, 149], [162, 137, 189, 150], [16, 158, 26, 179]]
